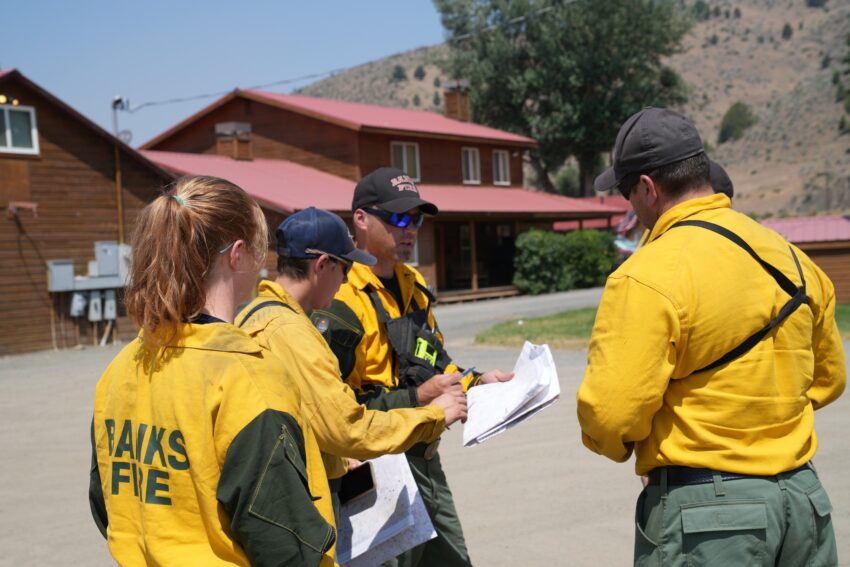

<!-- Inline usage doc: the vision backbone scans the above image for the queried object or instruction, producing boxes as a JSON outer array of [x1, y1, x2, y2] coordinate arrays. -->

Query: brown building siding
[[358, 132, 525, 186], [802, 243, 850, 304], [0, 78, 168, 355], [148, 98, 361, 180]]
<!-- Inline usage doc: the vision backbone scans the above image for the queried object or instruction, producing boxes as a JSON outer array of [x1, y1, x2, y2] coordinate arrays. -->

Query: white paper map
[[463, 341, 560, 447], [337, 453, 436, 566]]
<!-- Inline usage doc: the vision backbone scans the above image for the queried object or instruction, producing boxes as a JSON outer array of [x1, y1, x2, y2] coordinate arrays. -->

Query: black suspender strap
[[236, 300, 294, 328], [669, 220, 808, 375]]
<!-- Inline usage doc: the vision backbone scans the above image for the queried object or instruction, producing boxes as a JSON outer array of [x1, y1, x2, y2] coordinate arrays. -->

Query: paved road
[[0, 289, 847, 566]]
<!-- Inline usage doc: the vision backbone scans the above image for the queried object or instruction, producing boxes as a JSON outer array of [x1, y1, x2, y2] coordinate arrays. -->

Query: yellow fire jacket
[[319, 262, 475, 406], [578, 193, 846, 476], [90, 320, 336, 567], [236, 280, 446, 480]]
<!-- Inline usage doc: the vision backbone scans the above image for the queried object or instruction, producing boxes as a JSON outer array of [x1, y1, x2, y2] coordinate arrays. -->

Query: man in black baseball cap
[[315, 167, 514, 566], [578, 107, 844, 566], [352, 166, 439, 215]]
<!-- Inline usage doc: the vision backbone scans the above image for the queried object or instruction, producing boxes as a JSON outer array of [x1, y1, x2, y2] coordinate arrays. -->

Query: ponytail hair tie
[[173, 195, 185, 206]]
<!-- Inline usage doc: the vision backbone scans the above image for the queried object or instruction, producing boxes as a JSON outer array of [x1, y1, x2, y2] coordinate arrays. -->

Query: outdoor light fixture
[[0, 94, 19, 105]]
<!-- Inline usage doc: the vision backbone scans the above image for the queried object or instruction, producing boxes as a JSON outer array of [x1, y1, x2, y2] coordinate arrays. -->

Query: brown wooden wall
[[803, 243, 850, 304], [358, 132, 525, 186], [0, 79, 168, 355], [149, 98, 361, 180]]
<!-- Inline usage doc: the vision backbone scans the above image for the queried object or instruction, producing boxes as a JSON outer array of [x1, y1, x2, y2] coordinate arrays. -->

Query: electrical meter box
[[103, 289, 117, 320], [46, 260, 75, 292], [88, 291, 103, 322], [95, 241, 120, 277]]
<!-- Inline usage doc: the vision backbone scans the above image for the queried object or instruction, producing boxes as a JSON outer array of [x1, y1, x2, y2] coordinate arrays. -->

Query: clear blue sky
[[4, 1, 446, 146]]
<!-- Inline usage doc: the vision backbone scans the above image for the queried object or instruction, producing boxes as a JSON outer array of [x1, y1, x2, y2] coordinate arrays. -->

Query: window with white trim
[[390, 142, 420, 181], [493, 150, 510, 185], [461, 147, 480, 184], [0, 105, 39, 155]]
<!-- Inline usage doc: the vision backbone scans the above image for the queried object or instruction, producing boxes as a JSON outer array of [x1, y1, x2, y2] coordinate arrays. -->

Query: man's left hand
[[478, 369, 514, 384]]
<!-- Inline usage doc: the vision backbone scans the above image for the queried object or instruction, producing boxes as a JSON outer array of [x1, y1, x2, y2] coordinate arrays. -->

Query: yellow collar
[[257, 279, 306, 317], [347, 262, 416, 292], [648, 193, 731, 243], [160, 322, 262, 354]]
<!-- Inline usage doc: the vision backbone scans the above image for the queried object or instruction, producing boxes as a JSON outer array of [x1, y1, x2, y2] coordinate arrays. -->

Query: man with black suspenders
[[578, 107, 846, 566]]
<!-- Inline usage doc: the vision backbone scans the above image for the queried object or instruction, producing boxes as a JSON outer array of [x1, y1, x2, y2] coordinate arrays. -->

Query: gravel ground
[[1, 289, 847, 566]]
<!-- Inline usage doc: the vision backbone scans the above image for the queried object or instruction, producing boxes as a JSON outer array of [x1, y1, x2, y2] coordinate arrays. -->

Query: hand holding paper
[[462, 342, 560, 447]]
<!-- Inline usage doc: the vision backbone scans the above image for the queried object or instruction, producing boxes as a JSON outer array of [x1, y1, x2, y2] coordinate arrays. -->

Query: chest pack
[[367, 281, 453, 388], [668, 220, 808, 375]]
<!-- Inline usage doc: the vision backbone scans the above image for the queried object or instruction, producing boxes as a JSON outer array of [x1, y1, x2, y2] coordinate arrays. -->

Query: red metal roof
[[244, 90, 536, 145], [761, 215, 850, 244], [143, 89, 537, 149], [142, 150, 620, 218], [554, 195, 631, 231]]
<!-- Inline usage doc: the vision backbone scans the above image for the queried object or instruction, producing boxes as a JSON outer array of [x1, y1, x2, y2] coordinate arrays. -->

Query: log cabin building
[[0, 69, 173, 355], [141, 88, 622, 300]]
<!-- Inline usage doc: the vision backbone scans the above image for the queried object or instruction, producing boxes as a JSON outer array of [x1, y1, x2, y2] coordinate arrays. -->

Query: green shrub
[[433, 77, 441, 88], [806, 0, 827, 7], [693, 0, 710, 21], [782, 23, 793, 40], [821, 54, 832, 69], [562, 230, 616, 289], [513, 230, 573, 295], [839, 115, 847, 133], [513, 229, 614, 295], [718, 102, 758, 143], [414, 65, 426, 81], [734, 8, 741, 18], [412, 94, 421, 107], [433, 91, 442, 107]]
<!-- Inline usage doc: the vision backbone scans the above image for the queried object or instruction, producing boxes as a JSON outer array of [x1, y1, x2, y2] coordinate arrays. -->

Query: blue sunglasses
[[363, 208, 425, 229]]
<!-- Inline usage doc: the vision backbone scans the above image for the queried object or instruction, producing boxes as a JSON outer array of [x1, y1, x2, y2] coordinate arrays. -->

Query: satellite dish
[[118, 130, 133, 144]]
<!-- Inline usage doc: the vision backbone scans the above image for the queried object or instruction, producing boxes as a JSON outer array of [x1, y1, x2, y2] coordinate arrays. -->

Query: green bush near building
[[513, 229, 615, 295]]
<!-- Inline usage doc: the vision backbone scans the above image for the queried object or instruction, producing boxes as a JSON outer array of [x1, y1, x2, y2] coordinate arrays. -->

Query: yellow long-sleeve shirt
[[91, 321, 335, 567], [237, 280, 446, 480], [577, 193, 846, 476]]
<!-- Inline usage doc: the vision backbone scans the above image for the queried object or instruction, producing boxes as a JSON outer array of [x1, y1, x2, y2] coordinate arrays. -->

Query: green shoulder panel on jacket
[[89, 418, 108, 539], [311, 299, 364, 380], [217, 409, 335, 567]]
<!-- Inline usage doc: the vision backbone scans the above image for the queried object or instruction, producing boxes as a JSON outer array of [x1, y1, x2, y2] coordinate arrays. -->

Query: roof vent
[[215, 122, 252, 160]]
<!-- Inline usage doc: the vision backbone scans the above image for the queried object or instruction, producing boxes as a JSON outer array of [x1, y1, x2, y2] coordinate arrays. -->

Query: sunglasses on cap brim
[[304, 248, 353, 275], [363, 208, 425, 229]]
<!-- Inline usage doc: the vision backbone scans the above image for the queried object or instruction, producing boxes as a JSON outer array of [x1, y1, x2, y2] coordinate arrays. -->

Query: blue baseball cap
[[276, 207, 376, 266]]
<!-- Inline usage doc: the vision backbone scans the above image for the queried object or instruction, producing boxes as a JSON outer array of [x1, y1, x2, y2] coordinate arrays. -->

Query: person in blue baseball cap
[[235, 207, 468, 539]]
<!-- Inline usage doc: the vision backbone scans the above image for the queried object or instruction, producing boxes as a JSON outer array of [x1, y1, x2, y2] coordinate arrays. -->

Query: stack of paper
[[336, 453, 436, 566], [463, 341, 560, 447]]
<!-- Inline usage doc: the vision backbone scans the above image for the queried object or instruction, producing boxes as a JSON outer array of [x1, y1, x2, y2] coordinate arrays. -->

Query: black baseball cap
[[352, 167, 438, 215], [709, 160, 734, 199], [594, 107, 705, 193], [276, 207, 376, 266]]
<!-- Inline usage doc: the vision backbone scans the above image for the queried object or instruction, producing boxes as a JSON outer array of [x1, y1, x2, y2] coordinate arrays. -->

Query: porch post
[[469, 220, 478, 291]]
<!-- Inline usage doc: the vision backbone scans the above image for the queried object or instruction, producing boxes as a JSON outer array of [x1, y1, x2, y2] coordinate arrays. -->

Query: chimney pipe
[[443, 79, 471, 122]]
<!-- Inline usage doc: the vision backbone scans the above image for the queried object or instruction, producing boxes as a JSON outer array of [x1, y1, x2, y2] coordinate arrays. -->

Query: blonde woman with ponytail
[[89, 176, 337, 567]]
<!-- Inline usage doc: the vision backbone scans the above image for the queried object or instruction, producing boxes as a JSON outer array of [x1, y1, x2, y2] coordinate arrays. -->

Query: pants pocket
[[681, 501, 767, 567], [634, 489, 661, 567], [806, 484, 838, 567]]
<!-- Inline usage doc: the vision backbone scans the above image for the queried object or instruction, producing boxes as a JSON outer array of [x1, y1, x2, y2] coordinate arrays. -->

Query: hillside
[[298, 0, 850, 218]]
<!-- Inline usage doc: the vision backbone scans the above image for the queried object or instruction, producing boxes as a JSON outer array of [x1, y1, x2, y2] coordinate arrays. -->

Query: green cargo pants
[[635, 465, 837, 566], [381, 451, 472, 567]]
